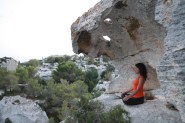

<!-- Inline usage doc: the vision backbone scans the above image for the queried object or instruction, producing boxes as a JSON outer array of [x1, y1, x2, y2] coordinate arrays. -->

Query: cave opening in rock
[[77, 31, 91, 55], [114, 1, 128, 9]]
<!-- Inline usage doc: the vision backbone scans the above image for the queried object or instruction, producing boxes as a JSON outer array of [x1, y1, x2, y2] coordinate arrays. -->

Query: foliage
[[0, 68, 7, 88], [48, 117, 55, 123], [52, 61, 85, 83], [0, 68, 19, 92], [26, 79, 43, 97], [26, 59, 40, 67], [40, 79, 90, 122], [16, 66, 29, 84], [58, 100, 71, 120], [4, 72, 19, 92], [70, 80, 89, 98], [92, 88, 103, 98], [45, 55, 71, 64], [101, 64, 115, 81], [99, 105, 131, 123], [84, 68, 99, 92], [27, 66, 37, 78], [45, 56, 64, 64], [63, 96, 131, 123], [101, 71, 112, 81]]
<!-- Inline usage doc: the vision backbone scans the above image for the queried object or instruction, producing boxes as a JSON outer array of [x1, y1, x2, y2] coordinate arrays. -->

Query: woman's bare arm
[[123, 88, 133, 94]]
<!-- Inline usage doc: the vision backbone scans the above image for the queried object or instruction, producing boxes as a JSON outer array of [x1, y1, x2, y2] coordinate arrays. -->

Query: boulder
[[0, 95, 48, 123]]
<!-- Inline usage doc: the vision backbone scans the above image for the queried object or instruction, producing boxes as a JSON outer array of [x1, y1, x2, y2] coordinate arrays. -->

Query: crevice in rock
[[121, 48, 150, 59], [166, 102, 179, 111]]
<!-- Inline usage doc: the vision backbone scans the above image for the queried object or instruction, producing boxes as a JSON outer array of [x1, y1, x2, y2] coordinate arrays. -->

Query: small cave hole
[[104, 18, 112, 24], [103, 35, 111, 42]]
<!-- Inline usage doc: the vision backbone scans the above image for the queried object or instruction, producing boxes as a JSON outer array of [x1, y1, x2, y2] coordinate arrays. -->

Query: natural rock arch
[[71, 0, 165, 94]]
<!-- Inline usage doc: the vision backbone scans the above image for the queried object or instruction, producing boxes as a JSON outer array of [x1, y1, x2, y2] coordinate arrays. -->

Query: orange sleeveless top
[[132, 75, 144, 98]]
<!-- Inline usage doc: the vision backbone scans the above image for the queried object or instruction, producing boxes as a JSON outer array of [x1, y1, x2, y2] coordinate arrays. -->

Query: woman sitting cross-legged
[[122, 63, 147, 105]]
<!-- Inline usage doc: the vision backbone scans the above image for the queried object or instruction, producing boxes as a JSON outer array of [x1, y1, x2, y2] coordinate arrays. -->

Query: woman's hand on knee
[[123, 95, 131, 101]]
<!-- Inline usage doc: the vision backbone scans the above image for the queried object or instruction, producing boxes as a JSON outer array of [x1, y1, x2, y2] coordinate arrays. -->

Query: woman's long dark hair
[[135, 63, 147, 80]]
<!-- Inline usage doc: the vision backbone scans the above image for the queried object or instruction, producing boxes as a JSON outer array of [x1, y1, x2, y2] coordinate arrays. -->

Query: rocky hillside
[[71, 0, 185, 122]]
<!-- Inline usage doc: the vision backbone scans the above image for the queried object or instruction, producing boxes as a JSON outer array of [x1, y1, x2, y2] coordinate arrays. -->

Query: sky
[[0, 0, 100, 62]]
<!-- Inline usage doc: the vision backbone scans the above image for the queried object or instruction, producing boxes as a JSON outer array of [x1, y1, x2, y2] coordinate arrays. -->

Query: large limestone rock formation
[[71, 0, 166, 92], [71, 0, 185, 122], [0, 96, 48, 123]]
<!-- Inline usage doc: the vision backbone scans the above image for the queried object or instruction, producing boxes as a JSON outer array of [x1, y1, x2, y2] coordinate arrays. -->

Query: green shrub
[[52, 61, 84, 83], [92, 89, 102, 98], [85, 68, 99, 92], [101, 71, 112, 81], [48, 117, 55, 123], [63, 96, 131, 123], [100, 105, 131, 123]]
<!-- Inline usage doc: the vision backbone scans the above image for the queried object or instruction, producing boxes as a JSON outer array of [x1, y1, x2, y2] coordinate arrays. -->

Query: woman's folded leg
[[122, 97, 144, 105]]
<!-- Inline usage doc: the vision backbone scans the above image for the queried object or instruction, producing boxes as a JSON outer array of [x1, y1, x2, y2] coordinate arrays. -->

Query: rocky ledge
[[96, 93, 182, 123]]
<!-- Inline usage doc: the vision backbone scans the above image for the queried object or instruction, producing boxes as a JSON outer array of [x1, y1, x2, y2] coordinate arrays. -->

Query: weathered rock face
[[71, 0, 185, 122], [156, 0, 185, 122], [0, 96, 48, 123]]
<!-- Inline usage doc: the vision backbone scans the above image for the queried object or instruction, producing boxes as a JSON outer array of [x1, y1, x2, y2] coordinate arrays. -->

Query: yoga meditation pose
[[122, 63, 147, 105]]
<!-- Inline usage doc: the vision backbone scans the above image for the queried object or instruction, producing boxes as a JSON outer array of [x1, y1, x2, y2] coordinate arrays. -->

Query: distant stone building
[[0, 57, 18, 71]]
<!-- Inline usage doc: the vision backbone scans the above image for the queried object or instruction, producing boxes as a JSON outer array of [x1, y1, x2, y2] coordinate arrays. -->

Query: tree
[[26, 79, 43, 97], [0, 68, 7, 88], [70, 80, 89, 98], [4, 72, 19, 92], [16, 66, 29, 84], [53, 61, 84, 83], [27, 66, 37, 78], [84, 68, 98, 92], [58, 100, 71, 120], [45, 55, 71, 64], [0, 68, 19, 92], [27, 59, 40, 67]]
